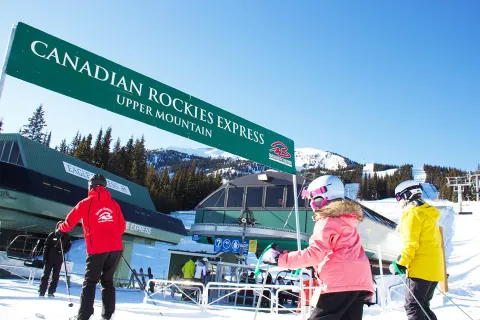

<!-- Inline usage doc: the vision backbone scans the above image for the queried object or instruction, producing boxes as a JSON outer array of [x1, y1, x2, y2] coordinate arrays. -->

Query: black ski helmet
[[88, 174, 107, 191]]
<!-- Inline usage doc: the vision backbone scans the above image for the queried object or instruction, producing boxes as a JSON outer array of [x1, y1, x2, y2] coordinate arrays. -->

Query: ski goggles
[[301, 186, 329, 210], [395, 185, 422, 201], [301, 186, 327, 199]]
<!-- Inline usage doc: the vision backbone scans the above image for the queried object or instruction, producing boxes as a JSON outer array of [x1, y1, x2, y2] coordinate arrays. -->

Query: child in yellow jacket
[[390, 180, 444, 320]]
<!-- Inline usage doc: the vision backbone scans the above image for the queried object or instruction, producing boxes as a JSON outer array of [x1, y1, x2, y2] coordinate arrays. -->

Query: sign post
[[293, 175, 301, 252], [0, 24, 16, 102]]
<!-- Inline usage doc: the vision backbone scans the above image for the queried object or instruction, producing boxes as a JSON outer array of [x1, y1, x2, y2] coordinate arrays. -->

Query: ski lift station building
[[191, 171, 403, 274], [0, 133, 187, 279]]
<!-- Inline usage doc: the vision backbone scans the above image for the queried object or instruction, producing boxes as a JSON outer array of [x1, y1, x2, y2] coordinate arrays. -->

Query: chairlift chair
[[6, 234, 46, 269]]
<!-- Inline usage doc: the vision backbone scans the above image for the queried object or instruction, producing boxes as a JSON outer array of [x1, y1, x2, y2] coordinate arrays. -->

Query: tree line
[[357, 165, 413, 200], [18, 105, 222, 213], [305, 163, 414, 200]]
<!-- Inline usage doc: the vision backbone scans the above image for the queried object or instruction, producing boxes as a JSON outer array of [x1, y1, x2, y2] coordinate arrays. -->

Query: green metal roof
[[0, 133, 155, 211]]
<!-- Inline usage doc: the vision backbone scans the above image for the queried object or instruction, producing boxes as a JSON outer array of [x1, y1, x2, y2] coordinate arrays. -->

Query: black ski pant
[[308, 290, 370, 320], [404, 277, 438, 320], [39, 260, 62, 295], [77, 250, 122, 320]]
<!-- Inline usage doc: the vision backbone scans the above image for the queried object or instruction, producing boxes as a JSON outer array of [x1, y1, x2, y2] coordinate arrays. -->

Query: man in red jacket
[[57, 174, 126, 320]]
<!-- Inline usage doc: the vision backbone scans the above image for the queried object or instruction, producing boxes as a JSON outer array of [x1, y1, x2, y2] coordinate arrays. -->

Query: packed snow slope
[[0, 202, 479, 320]]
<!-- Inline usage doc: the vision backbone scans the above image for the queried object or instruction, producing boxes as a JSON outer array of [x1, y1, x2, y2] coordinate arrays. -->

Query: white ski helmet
[[395, 180, 423, 202], [301, 175, 344, 210]]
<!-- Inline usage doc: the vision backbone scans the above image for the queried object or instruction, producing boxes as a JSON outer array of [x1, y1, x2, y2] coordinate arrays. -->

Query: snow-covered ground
[[1, 201, 479, 320]]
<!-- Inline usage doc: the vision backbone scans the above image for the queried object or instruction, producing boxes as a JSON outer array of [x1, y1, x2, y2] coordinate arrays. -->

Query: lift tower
[[446, 176, 472, 214]]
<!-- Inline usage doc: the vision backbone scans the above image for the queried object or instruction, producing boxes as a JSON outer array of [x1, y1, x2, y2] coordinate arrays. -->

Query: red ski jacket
[[59, 186, 126, 255]]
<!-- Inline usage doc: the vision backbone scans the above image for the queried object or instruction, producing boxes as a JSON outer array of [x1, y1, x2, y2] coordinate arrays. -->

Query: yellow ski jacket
[[181, 259, 195, 279], [397, 202, 445, 282]]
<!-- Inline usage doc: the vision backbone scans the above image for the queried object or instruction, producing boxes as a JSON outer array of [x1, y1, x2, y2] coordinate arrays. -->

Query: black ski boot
[[48, 293, 54, 298]]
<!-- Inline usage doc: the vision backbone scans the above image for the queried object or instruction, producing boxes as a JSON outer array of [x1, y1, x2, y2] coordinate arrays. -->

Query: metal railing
[[204, 282, 313, 315], [144, 279, 206, 310], [143, 279, 318, 316]]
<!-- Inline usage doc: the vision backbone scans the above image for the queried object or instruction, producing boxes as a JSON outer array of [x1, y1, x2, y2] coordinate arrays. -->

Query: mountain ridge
[[146, 146, 359, 179]]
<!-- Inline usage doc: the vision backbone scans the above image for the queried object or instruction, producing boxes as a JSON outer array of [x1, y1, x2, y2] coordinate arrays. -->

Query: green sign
[[5, 22, 296, 173]]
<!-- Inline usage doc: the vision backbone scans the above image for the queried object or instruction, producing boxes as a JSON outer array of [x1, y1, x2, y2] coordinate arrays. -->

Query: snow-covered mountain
[[160, 146, 243, 160], [295, 147, 358, 170], [146, 146, 358, 176]]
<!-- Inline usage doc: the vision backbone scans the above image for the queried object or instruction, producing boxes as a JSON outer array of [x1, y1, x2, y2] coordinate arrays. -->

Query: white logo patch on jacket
[[95, 207, 114, 223]]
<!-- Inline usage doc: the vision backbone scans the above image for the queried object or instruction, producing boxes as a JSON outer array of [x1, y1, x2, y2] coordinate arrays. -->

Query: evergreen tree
[[172, 167, 187, 209], [361, 174, 368, 199], [123, 136, 135, 179], [145, 166, 158, 191], [74, 134, 93, 164], [58, 139, 68, 154], [371, 173, 378, 200], [214, 172, 223, 186], [152, 168, 172, 212], [101, 127, 112, 170], [130, 159, 139, 183], [185, 161, 199, 208], [108, 138, 123, 176], [0, 118, 3, 133], [378, 176, 387, 198], [366, 174, 374, 200], [159, 167, 171, 188], [130, 136, 147, 184], [43, 131, 52, 147], [92, 128, 103, 168], [21, 104, 48, 143], [70, 131, 82, 155]]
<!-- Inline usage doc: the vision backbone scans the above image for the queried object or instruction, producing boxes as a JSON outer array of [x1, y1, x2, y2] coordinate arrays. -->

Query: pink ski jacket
[[278, 200, 374, 295]]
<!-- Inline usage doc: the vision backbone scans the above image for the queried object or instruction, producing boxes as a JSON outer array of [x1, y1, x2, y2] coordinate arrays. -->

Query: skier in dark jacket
[[39, 221, 71, 297], [57, 174, 126, 320]]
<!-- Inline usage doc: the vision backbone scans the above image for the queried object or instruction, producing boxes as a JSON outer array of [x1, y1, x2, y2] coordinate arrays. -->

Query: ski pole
[[434, 287, 474, 320], [396, 275, 432, 320], [59, 236, 74, 307], [121, 254, 163, 316], [253, 264, 271, 320]]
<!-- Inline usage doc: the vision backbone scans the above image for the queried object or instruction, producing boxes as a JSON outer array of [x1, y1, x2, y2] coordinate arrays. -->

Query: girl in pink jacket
[[278, 175, 374, 320]]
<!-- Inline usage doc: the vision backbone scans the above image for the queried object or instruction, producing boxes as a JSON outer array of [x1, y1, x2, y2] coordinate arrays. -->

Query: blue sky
[[0, 1, 479, 171]]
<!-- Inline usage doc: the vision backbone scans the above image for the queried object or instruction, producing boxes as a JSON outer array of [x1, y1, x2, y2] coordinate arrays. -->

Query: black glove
[[389, 261, 407, 275]]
